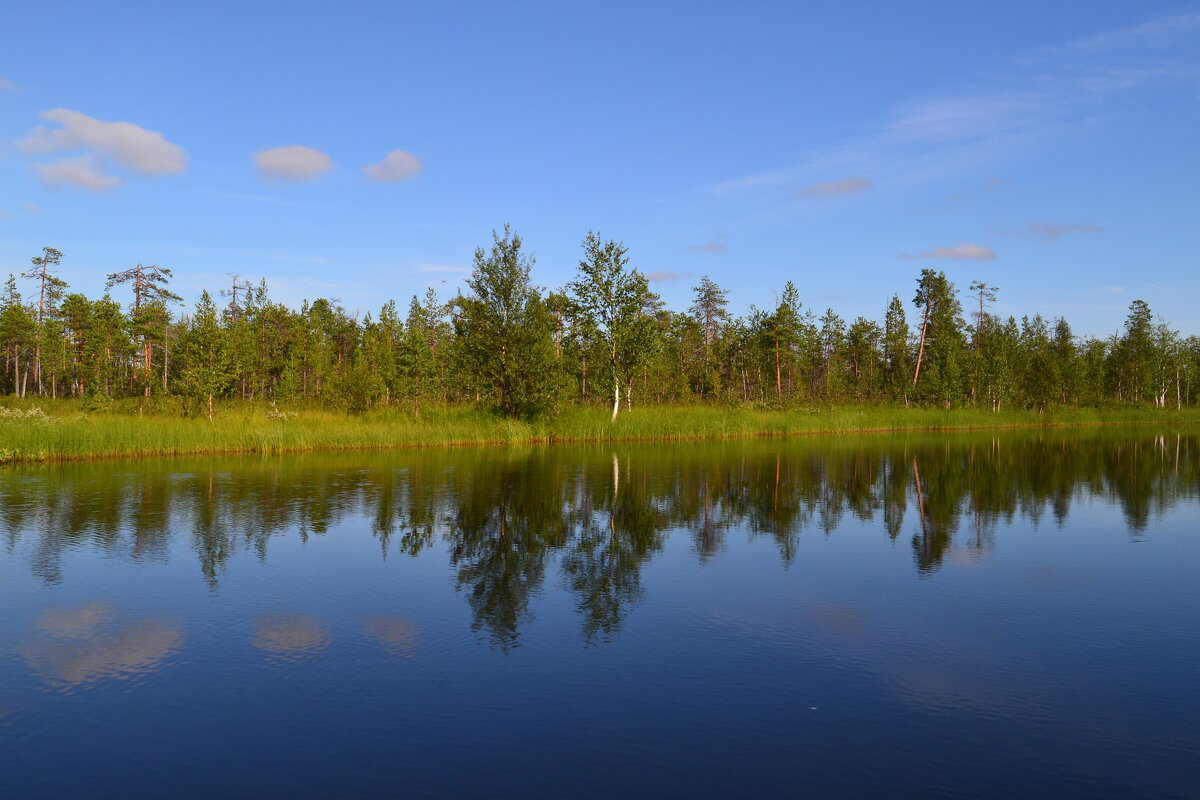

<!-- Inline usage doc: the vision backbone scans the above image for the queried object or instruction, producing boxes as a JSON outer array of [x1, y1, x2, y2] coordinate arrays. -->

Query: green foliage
[[0, 238, 1195, 422], [180, 291, 233, 419], [912, 269, 967, 407], [454, 225, 560, 419], [568, 232, 659, 419]]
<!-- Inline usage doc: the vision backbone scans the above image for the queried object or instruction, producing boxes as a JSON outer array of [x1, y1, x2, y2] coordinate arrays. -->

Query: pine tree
[[22, 247, 68, 395], [0, 276, 36, 396], [766, 281, 802, 404], [689, 276, 730, 399], [105, 264, 182, 397], [882, 295, 911, 402], [181, 291, 232, 420], [912, 270, 966, 407]]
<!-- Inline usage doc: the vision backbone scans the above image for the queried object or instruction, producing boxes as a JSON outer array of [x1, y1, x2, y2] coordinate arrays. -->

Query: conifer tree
[[181, 291, 231, 420], [22, 247, 67, 395], [766, 281, 802, 404], [105, 264, 182, 397], [0, 276, 36, 396]]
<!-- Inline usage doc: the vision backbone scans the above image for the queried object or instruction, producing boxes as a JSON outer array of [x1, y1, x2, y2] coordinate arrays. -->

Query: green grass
[[1, 398, 1197, 464]]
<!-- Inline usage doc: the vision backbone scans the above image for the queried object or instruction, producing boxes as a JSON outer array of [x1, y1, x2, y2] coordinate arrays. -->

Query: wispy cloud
[[0, 77, 17, 92], [1022, 9, 1200, 62], [994, 222, 1103, 242], [687, 241, 727, 253], [707, 10, 1199, 199], [801, 177, 872, 197], [902, 242, 997, 261], [884, 93, 1044, 144], [932, 177, 1010, 212], [254, 145, 333, 181], [364, 150, 422, 183], [646, 271, 681, 282], [1029, 222, 1103, 242]]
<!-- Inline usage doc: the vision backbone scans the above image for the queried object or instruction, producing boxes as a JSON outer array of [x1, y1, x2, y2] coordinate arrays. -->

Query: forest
[[4, 226, 1199, 421]]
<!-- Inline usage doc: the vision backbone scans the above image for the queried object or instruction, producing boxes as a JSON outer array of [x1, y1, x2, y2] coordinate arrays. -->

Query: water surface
[[1, 430, 1197, 798]]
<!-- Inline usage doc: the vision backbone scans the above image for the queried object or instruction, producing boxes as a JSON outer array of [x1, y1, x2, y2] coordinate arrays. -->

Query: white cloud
[[646, 271, 680, 282], [801, 177, 873, 197], [18, 109, 187, 176], [363, 150, 422, 183], [254, 145, 333, 181], [903, 242, 997, 261], [22, 202, 43, 214], [0, 77, 17, 92], [687, 241, 727, 253], [35, 156, 124, 193]]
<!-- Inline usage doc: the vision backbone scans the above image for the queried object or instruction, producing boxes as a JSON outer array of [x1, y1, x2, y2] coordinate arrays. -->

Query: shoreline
[[2, 404, 1197, 466]]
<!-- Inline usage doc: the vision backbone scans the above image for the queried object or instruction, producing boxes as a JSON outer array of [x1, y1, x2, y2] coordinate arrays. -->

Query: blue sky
[[2, 1, 1198, 336]]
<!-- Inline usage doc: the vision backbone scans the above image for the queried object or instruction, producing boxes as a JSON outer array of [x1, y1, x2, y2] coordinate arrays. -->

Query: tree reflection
[[2, 430, 1196, 646], [448, 450, 568, 649], [560, 454, 665, 643]]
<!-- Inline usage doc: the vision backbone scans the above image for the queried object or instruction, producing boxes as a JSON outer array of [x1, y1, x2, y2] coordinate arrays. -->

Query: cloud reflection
[[252, 613, 331, 659], [21, 603, 184, 689], [362, 614, 420, 657]]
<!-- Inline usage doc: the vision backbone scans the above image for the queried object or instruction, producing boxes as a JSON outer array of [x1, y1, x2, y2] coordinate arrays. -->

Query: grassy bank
[[1, 400, 1197, 464]]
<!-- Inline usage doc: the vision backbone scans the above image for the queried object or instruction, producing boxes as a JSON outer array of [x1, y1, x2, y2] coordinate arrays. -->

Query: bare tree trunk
[[144, 339, 152, 397], [163, 325, 169, 394], [913, 305, 930, 386], [775, 338, 782, 403]]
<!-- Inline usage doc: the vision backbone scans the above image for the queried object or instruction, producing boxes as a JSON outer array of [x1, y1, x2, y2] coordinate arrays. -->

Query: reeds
[[0, 399, 1195, 464]]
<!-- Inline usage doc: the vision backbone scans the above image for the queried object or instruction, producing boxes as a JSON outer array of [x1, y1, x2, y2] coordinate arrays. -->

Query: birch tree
[[568, 232, 657, 419]]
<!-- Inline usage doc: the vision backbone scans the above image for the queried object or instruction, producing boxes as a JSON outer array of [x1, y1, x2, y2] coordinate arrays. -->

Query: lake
[[1, 430, 1197, 798]]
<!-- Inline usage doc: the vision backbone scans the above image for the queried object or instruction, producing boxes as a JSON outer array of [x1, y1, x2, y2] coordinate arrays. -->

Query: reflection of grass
[[0, 399, 1196, 464]]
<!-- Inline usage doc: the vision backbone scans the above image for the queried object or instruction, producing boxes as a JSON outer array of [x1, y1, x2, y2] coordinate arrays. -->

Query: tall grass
[[0, 398, 1196, 464]]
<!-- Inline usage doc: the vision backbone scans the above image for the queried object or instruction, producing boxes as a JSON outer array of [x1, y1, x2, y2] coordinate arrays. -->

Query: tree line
[[3, 226, 1198, 418]]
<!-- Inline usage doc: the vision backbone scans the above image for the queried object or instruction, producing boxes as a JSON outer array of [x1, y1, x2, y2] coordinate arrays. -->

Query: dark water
[[1, 430, 1197, 799]]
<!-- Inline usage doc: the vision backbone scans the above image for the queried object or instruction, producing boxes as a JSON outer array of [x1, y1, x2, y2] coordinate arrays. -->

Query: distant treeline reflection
[[3, 431, 1196, 646]]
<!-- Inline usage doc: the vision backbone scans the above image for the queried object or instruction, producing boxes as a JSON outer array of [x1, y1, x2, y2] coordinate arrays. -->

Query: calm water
[[1, 430, 1197, 798]]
